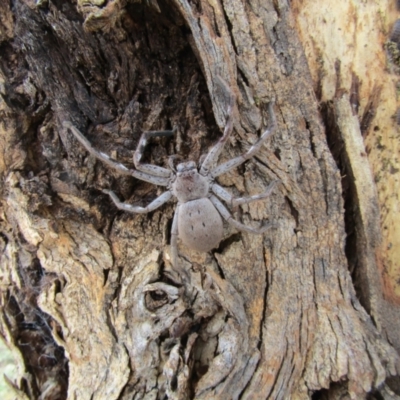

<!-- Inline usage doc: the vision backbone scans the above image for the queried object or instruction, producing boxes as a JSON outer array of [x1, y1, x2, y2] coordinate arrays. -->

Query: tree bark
[[0, 0, 399, 399]]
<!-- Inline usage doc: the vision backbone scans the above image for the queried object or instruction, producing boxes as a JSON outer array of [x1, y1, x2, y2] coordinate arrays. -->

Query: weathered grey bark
[[0, 0, 399, 399]]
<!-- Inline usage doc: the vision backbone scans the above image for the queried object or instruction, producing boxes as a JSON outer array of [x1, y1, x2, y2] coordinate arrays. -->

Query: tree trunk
[[0, 0, 399, 399]]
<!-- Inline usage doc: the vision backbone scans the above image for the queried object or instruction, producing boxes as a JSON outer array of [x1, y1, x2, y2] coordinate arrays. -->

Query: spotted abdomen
[[178, 198, 223, 253]]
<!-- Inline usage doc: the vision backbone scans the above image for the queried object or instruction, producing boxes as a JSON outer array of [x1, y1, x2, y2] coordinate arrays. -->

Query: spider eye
[[177, 161, 196, 172], [177, 164, 185, 172]]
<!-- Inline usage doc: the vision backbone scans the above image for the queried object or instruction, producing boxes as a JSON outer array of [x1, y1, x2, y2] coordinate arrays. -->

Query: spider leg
[[211, 180, 278, 208], [199, 77, 236, 176], [210, 195, 273, 234], [103, 190, 172, 213], [134, 129, 175, 178], [169, 206, 190, 285], [171, 206, 179, 270], [211, 102, 276, 178], [63, 122, 170, 187]]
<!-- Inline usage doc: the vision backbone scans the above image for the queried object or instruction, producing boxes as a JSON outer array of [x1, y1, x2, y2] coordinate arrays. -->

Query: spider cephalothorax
[[172, 162, 210, 203], [63, 78, 278, 278]]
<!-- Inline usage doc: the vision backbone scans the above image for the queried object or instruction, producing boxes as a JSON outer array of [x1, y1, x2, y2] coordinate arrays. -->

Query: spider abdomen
[[178, 198, 223, 253]]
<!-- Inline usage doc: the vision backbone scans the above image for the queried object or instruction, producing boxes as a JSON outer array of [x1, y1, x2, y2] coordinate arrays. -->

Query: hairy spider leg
[[199, 76, 236, 176], [210, 195, 273, 234], [103, 190, 172, 213], [134, 129, 175, 178], [63, 122, 170, 187], [211, 180, 278, 208], [171, 206, 179, 271], [169, 206, 190, 284], [211, 102, 277, 178]]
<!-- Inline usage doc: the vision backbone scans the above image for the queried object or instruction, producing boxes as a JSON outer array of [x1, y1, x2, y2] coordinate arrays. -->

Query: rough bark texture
[[293, 0, 400, 395], [0, 0, 399, 399]]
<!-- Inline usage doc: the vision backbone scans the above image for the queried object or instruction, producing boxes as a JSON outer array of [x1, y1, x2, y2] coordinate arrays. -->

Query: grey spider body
[[63, 79, 278, 279], [172, 162, 223, 252], [172, 161, 210, 203], [178, 198, 223, 253]]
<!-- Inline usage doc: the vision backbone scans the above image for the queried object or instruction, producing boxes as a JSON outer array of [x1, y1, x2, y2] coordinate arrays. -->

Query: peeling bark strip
[[0, 1, 399, 399]]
